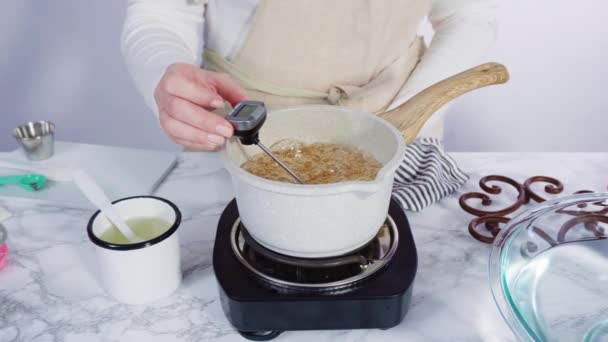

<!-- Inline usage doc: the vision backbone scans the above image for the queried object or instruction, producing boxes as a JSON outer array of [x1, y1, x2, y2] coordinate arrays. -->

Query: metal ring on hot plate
[[239, 225, 369, 268], [230, 216, 399, 291]]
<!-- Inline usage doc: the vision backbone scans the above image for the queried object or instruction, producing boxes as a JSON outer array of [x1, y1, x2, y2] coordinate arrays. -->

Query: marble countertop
[[1, 152, 606, 342]]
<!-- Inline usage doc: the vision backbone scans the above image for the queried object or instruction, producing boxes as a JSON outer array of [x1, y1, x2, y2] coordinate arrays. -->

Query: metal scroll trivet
[[459, 175, 608, 244]]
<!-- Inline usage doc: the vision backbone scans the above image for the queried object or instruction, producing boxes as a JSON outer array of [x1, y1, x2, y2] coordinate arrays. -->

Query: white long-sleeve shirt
[[121, 0, 497, 117]]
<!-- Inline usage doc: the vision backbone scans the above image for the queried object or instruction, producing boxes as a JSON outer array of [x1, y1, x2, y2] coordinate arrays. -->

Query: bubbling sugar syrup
[[241, 139, 382, 184]]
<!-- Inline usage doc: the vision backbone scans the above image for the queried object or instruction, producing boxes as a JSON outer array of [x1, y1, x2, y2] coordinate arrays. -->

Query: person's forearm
[[121, 0, 206, 117], [388, 0, 498, 110]]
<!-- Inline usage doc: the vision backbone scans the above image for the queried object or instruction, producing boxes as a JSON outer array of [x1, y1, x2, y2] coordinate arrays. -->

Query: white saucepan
[[221, 63, 510, 258], [222, 105, 405, 257]]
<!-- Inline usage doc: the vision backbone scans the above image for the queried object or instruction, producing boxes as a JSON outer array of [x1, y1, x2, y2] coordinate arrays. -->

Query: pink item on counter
[[0, 243, 7, 271], [0, 225, 7, 271]]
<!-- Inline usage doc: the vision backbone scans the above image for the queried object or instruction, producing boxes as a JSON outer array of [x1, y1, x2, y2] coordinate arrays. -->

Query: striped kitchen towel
[[392, 137, 468, 211]]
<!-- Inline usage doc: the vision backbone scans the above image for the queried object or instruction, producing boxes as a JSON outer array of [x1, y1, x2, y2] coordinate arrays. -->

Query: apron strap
[[204, 49, 345, 104]]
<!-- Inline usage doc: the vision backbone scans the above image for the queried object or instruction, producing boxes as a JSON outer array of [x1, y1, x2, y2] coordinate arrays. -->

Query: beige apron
[[204, 0, 431, 114]]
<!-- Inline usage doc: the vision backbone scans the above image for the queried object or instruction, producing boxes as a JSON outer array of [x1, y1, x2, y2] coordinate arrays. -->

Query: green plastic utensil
[[0, 174, 48, 192]]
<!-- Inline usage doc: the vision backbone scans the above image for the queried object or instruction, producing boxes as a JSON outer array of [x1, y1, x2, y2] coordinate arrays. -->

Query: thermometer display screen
[[236, 105, 257, 118]]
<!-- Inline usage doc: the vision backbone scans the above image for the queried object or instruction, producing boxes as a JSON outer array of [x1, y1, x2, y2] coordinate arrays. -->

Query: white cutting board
[[0, 141, 178, 209]]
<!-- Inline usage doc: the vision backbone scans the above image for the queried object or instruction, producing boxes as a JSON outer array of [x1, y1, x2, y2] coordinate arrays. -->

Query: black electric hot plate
[[212, 198, 417, 341]]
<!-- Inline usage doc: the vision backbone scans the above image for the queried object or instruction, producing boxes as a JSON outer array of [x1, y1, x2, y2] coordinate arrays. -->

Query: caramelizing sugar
[[241, 140, 382, 184]]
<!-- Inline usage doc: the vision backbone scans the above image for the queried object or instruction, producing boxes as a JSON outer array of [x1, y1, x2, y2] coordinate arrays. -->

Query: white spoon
[[71, 169, 143, 243]]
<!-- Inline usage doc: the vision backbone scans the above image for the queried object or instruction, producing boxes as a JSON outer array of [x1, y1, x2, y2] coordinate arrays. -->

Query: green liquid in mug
[[99, 217, 172, 244]]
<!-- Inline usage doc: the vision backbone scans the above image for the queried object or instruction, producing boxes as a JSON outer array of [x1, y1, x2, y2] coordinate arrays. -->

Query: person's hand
[[154, 63, 247, 151]]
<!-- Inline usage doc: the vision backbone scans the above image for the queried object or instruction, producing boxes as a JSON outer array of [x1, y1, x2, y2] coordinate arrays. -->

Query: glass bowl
[[490, 193, 608, 341]]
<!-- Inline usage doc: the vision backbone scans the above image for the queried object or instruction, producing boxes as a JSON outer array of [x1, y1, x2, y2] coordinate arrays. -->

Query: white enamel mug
[[87, 196, 182, 304]]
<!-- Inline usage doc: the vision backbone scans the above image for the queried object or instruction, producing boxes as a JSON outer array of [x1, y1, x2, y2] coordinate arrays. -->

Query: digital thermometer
[[226, 101, 305, 184], [225, 101, 267, 145]]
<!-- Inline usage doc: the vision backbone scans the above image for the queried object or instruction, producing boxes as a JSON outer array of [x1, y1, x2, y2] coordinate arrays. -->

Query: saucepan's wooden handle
[[379, 62, 509, 143]]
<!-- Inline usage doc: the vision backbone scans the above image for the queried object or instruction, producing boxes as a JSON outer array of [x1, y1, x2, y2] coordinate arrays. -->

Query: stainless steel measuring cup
[[13, 121, 55, 161]]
